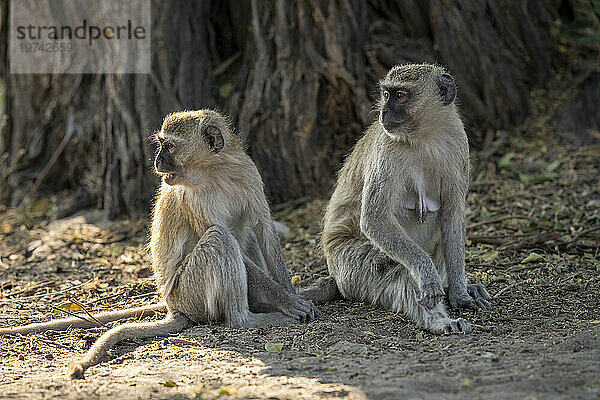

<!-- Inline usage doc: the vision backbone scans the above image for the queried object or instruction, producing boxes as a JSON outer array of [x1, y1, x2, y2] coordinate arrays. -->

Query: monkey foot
[[442, 318, 472, 334], [423, 315, 472, 334], [449, 284, 491, 310], [467, 283, 491, 309], [278, 294, 320, 323]]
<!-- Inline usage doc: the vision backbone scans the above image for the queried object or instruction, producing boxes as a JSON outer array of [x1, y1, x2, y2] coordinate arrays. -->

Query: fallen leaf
[[518, 173, 557, 184], [264, 342, 283, 353], [497, 152, 515, 168], [218, 386, 237, 396], [521, 252, 544, 263], [53, 302, 83, 314], [67, 302, 83, 311], [162, 380, 177, 387], [481, 250, 499, 262], [546, 160, 561, 172]]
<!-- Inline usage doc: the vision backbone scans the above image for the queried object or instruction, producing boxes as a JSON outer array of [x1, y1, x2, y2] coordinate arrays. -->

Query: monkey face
[[378, 64, 457, 140], [154, 110, 229, 187], [379, 84, 418, 138], [154, 135, 184, 186]]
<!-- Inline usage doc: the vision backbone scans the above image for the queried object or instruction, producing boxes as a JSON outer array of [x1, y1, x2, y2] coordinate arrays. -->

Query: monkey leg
[[68, 312, 192, 379], [244, 256, 318, 322], [242, 229, 279, 313], [169, 225, 296, 328], [298, 276, 342, 304], [328, 240, 471, 334]]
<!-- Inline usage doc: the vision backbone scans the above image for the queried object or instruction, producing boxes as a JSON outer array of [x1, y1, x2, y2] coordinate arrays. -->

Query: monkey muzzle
[[155, 159, 181, 185], [379, 106, 415, 138], [154, 152, 182, 185]]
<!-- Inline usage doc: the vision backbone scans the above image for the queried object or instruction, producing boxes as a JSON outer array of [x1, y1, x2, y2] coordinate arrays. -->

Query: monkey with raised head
[[312, 63, 490, 333], [1, 110, 318, 378]]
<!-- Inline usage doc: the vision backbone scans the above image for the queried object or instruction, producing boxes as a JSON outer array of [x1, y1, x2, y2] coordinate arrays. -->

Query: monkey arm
[[360, 170, 433, 276], [254, 220, 295, 293], [360, 169, 443, 309]]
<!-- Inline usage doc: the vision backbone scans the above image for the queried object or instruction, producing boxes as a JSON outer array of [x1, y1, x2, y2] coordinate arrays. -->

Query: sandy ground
[[0, 139, 598, 400]]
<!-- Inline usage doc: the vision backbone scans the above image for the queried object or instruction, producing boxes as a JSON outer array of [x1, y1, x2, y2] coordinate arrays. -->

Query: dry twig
[[493, 280, 526, 299], [467, 214, 538, 231], [68, 298, 108, 328]]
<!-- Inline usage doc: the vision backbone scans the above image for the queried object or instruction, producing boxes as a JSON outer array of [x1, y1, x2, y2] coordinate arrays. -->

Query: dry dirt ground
[[0, 138, 598, 400]]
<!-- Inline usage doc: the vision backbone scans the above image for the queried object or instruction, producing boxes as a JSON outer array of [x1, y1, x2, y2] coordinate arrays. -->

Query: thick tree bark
[[229, 0, 370, 203], [0, 0, 583, 216]]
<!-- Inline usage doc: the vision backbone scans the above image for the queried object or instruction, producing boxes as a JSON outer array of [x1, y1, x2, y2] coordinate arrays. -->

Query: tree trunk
[[0, 1, 216, 217], [0, 0, 579, 216], [229, 0, 370, 203]]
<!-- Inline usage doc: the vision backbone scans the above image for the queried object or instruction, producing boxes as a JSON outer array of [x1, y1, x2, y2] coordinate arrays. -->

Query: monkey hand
[[449, 283, 491, 310], [416, 265, 444, 309], [277, 293, 320, 323]]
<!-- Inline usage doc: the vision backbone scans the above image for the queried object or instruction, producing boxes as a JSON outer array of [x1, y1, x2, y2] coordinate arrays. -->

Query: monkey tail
[[0, 303, 167, 336], [298, 276, 342, 304], [68, 311, 192, 380]]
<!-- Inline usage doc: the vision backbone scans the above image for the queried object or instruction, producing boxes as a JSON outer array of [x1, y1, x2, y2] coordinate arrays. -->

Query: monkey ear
[[203, 125, 224, 153], [438, 73, 456, 106]]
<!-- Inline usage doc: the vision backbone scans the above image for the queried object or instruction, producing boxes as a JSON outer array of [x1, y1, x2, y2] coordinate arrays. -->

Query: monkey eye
[[163, 140, 175, 153], [396, 90, 409, 102], [383, 90, 390, 101]]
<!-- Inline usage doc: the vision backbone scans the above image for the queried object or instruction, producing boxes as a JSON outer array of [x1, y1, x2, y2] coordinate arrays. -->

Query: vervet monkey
[[1, 110, 318, 378], [317, 64, 490, 333]]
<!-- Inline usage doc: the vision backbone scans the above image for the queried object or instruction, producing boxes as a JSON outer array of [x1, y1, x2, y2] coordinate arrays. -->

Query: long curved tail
[[298, 276, 342, 304], [0, 303, 167, 335], [68, 311, 192, 379]]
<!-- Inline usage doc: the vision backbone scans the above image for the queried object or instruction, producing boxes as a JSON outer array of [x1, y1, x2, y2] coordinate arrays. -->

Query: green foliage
[[554, 0, 600, 51]]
